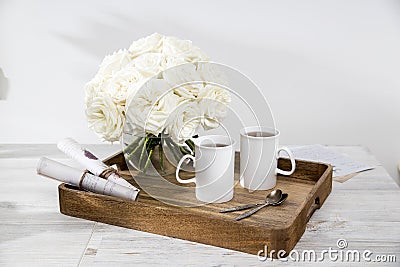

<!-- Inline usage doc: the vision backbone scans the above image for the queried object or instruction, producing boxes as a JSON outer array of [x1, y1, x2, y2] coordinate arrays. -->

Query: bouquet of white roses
[[85, 33, 230, 173]]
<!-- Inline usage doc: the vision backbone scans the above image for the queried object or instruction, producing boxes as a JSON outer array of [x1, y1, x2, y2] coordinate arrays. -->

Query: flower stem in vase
[[185, 139, 195, 154], [123, 137, 142, 154], [179, 145, 192, 155], [165, 137, 181, 162], [159, 143, 165, 172], [143, 148, 154, 173], [138, 137, 150, 168], [126, 137, 145, 160]]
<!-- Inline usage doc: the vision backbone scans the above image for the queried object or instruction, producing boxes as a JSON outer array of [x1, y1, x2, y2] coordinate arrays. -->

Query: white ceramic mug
[[175, 135, 235, 203], [240, 126, 296, 191]]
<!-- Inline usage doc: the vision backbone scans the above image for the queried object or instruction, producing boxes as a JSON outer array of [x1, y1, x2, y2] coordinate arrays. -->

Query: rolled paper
[[57, 137, 139, 195], [37, 157, 139, 201]]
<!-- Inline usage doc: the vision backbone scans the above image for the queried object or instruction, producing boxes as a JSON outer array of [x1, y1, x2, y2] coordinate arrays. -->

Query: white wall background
[[1, 0, 399, 184]]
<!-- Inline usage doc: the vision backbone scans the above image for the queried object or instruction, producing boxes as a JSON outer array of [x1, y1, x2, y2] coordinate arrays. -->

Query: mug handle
[[175, 154, 196, 184], [275, 147, 296, 176]]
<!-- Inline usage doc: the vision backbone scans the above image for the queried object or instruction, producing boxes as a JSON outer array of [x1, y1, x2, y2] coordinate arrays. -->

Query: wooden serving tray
[[59, 152, 332, 257]]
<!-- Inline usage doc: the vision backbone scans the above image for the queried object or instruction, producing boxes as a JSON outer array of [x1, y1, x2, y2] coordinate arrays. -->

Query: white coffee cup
[[240, 126, 296, 191], [175, 135, 235, 203]]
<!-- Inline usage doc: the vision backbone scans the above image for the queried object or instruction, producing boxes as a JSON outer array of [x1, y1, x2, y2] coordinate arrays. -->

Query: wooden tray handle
[[306, 197, 320, 221]]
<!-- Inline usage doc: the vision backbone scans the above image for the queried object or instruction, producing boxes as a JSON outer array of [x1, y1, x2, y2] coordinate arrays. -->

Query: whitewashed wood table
[[1, 145, 399, 266]]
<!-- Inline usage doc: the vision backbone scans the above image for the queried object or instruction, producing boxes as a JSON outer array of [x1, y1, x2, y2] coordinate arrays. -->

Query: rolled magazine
[[57, 137, 140, 197], [37, 157, 139, 201]]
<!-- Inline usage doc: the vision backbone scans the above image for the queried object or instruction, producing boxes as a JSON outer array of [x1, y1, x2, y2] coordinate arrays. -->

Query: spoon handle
[[219, 203, 261, 213], [235, 203, 269, 221]]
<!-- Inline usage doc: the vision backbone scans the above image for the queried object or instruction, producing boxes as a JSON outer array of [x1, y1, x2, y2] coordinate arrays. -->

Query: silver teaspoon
[[235, 193, 288, 221], [219, 189, 283, 213]]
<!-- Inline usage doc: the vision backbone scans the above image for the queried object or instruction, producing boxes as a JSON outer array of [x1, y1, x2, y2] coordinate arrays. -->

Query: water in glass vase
[[123, 134, 194, 176]]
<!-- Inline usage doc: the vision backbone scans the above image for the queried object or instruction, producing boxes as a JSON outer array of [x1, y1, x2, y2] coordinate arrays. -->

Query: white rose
[[162, 62, 200, 84], [167, 101, 201, 143], [143, 110, 168, 136], [129, 33, 164, 58], [162, 55, 188, 69], [131, 78, 170, 108], [162, 63, 202, 99], [84, 76, 103, 104], [196, 62, 229, 87], [157, 89, 181, 114], [188, 46, 210, 62], [197, 84, 231, 130], [180, 105, 201, 141], [163, 37, 192, 56], [126, 79, 179, 136], [126, 106, 171, 137], [97, 49, 130, 79], [199, 101, 226, 130], [132, 53, 165, 78], [125, 105, 148, 136], [102, 64, 145, 104], [163, 36, 209, 61], [144, 92, 181, 136], [198, 84, 231, 105], [86, 91, 125, 142]]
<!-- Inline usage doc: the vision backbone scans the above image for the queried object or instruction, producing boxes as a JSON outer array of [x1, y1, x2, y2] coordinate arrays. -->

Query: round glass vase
[[123, 134, 194, 176]]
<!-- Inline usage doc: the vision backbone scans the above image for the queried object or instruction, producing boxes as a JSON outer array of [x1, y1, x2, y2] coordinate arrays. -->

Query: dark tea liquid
[[202, 143, 228, 148], [246, 131, 275, 137]]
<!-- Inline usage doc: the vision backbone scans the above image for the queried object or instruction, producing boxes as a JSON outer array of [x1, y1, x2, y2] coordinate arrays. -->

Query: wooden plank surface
[[0, 144, 399, 266]]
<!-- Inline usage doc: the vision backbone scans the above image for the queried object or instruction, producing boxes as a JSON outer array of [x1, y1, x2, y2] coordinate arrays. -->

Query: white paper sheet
[[285, 144, 374, 177]]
